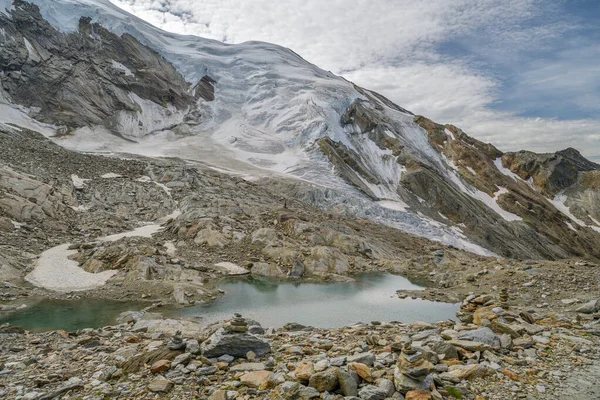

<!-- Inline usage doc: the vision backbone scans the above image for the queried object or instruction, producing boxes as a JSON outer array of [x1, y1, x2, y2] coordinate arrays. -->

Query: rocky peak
[[0, 0, 194, 136]]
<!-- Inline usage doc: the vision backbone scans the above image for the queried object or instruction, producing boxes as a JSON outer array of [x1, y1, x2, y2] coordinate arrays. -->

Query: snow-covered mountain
[[1, 0, 599, 260]]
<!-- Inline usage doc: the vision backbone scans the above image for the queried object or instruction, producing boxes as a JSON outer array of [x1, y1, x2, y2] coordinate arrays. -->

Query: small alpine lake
[[167, 272, 459, 328], [0, 273, 459, 332]]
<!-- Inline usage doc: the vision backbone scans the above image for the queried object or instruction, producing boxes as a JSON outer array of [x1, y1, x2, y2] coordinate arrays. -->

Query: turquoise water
[[0, 274, 459, 332], [172, 273, 459, 328], [0, 299, 144, 333]]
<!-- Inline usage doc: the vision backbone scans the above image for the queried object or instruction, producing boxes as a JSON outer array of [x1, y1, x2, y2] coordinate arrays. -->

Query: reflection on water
[[171, 273, 459, 328], [0, 274, 459, 332], [0, 299, 144, 333]]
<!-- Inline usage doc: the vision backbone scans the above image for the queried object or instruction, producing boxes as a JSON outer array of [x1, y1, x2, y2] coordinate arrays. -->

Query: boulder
[[251, 262, 285, 278], [270, 382, 320, 400], [337, 368, 358, 396], [457, 327, 501, 348], [350, 362, 372, 382], [295, 362, 314, 381], [241, 370, 271, 388], [150, 360, 171, 374], [147, 376, 173, 393], [576, 299, 599, 314], [358, 385, 388, 400], [308, 367, 339, 392], [201, 328, 271, 358], [347, 352, 376, 366]]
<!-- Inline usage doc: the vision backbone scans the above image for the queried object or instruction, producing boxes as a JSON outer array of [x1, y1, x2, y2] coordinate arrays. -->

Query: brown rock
[[150, 360, 171, 374], [295, 361, 314, 381], [147, 376, 173, 392], [350, 362, 373, 383], [209, 390, 228, 400], [308, 367, 339, 392], [501, 369, 521, 382], [448, 364, 487, 380], [241, 370, 271, 388], [473, 306, 497, 325], [406, 390, 433, 400]]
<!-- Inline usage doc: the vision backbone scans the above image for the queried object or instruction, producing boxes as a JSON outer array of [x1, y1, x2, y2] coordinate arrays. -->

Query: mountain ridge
[[0, 0, 599, 260]]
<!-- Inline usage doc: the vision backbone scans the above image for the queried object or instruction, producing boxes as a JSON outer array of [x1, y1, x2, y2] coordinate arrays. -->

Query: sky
[[109, 0, 600, 160]]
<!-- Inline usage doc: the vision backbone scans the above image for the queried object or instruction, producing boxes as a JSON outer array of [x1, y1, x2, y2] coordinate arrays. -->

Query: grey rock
[[377, 378, 396, 397], [147, 376, 173, 393], [347, 352, 376, 367], [336, 368, 358, 396], [197, 366, 219, 375], [185, 339, 200, 354], [308, 367, 339, 393], [358, 385, 388, 400], [458, 327, 501, 348], [248, 325, 265, 335], [576, 299, 600, 314], [427, 340, 458, 360], [201, 328, 271, 358]]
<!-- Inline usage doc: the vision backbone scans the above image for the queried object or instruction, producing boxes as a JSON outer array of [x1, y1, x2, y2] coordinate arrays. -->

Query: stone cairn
[[167, 330, 185, 350], [394, 341, 435, 393], [224, 313, 249, 333], [499, 287, 509, 310]]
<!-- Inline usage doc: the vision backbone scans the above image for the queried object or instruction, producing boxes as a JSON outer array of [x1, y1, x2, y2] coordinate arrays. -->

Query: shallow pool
[[169, 273, 459, 328], [0, 299, 144, 333]]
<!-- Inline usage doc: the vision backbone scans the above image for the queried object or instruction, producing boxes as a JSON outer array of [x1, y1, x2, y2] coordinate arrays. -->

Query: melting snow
[[101, 172, 122, 178], [70, 174, 89, 189], [466, 166, 476, 175], [377, 200, 409, 212], [445, 128, 456, 141], [494, 158, 523, 181], [550, 193, 586, 227]]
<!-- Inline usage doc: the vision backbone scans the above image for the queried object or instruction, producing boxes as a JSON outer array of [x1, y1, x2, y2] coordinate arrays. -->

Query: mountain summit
[[1, 0, 599, 259]]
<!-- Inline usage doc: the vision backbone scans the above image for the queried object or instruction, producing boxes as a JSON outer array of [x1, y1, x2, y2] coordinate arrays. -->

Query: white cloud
[[110, 0, 600, 159]]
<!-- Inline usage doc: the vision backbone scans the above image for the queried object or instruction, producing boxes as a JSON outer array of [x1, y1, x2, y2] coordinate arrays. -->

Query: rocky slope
[[0, 0, 599, 260], [2, 293, 600, 400]]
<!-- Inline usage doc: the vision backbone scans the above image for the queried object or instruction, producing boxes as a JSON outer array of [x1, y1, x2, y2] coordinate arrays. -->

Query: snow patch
[[466, 166, 476, 175], [445, 128, 456, 141], [565, 222, 578, 232], [214, 262, 250, 276], [71, 174, 89, 189], [11, 220, 23, 229], [25, 244, 118, 292], [136, 176, 172, 196], [377, 200, 409, 212], [550, 193, 586, 227], [101, 172, 121, 178], [494, 157, 524, 182]]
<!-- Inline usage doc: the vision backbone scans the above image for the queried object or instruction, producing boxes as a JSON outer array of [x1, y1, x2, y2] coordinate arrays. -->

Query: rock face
[[201, 316, 271, 358], [0, 1, 194, 138]]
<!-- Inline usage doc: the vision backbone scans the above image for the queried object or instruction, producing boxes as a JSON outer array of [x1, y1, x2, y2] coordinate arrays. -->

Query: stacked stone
[[393, 341, 435, 394], [499, 287, 509, 310], [224, 313, 249, 333], [167, 330, 185, 350]]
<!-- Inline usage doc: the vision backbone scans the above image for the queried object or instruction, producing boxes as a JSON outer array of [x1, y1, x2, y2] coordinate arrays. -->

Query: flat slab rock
[[201, 328, 271, 358]]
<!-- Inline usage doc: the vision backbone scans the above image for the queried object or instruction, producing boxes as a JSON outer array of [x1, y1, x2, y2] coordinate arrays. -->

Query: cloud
[[110, 0, 600, 159]]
